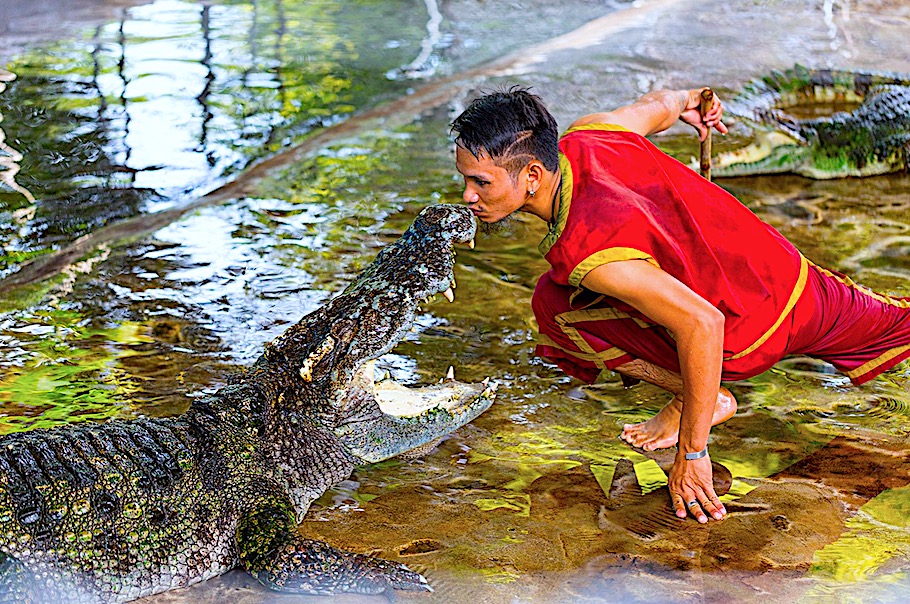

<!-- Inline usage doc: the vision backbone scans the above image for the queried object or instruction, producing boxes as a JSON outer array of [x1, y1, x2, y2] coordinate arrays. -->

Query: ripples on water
[[0, 0, 434, 430], [1, 0, 910, 602]]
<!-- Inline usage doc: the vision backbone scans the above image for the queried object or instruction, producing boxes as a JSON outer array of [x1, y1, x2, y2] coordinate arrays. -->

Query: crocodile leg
[[237, 504, 429, 597]]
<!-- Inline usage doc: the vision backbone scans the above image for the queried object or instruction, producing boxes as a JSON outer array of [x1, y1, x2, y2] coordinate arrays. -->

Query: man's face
[[455, 145, 526, 224]]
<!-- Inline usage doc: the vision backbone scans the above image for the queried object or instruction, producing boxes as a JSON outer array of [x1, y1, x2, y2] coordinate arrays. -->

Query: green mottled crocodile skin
[[713, 65, 910, 179], [0, 204, 494, 602]]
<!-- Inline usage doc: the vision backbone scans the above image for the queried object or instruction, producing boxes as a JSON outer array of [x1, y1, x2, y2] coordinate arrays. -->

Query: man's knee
[[531, 272, 571, 327]]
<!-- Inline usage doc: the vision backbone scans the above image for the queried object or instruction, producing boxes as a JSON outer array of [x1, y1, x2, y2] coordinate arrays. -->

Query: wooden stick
[[699, 88, 714, 181]]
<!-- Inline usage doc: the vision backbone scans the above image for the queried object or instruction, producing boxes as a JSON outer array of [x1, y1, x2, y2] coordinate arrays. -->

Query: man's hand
[[581, 260, 726, 524], [669, 455, 727, 523], [679, 88, 728, 141]]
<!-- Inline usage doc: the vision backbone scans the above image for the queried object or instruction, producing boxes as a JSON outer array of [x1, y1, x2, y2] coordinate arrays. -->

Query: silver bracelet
[[682, 446, 708, 460]]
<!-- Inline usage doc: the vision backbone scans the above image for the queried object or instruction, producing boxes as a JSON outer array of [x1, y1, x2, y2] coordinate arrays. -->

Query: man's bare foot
[[620, 387, 737, 451]]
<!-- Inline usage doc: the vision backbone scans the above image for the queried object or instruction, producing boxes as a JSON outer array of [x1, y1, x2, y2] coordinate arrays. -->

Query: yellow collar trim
[[539, 152, 573, 256], [539, 124, 631, 256]]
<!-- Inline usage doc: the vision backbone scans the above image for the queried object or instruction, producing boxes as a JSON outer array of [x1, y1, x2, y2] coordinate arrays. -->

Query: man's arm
[[569, 88, 728, 140], [581, 259, 727, 522]]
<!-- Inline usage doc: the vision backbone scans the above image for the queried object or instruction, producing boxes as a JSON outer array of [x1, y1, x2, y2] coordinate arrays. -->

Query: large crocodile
[[708, 65, 910, 179], [0, 204, 495, 602]]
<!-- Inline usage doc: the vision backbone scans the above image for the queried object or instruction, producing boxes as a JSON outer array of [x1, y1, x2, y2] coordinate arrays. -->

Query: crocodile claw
[[354, 556, 432, 600]]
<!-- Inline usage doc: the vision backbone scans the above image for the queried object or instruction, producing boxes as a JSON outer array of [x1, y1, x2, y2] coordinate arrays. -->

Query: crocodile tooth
[[451, 277, 457, 289], [443, 287, 454, 303], [446, 366, 455, 380], [482, 377, 490, 386], [469, 238, 475, 249]]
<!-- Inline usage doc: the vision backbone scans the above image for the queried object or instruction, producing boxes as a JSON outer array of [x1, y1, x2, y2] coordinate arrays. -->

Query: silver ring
[[686, 500, 699, 507]]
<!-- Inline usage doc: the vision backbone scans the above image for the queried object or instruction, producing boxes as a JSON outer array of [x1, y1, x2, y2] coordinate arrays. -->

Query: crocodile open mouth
[[328, 205, 497, 462], [372, 364, 497, 459], [336, 347, 498, 457], [371, 231, 497, 419], [350, 249, 498, 460]]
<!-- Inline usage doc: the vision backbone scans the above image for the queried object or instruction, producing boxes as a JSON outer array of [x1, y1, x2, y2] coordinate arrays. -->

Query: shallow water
[[1, 0, 909, 602]]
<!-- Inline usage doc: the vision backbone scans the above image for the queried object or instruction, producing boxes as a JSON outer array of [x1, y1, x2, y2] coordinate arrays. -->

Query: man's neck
[[524, 168, 562, 223]]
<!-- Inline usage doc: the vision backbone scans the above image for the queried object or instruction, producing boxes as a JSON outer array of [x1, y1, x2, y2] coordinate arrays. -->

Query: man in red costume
[[450, 87, 910, 525]]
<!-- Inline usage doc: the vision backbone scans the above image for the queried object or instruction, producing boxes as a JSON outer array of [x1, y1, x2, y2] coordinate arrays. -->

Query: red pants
[[532, 262, 910, 385]]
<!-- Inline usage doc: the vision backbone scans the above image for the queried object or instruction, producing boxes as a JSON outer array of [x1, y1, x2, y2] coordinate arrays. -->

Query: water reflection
[[0, 0, 437, 433], [0, 0, 614, 435], [0, 0, 427, 280], [388, 0, 446, 80], [0, 70, 36, 206]]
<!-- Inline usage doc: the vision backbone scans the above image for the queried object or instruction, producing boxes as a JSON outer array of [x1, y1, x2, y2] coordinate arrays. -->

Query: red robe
[[532, 124, 910, 384]]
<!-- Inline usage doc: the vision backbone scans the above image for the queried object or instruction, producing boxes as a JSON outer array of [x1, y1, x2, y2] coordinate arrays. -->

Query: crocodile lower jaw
[[700, 131, 804, 176], [334, 353, 497, 463], [374, 364, 498, 418]]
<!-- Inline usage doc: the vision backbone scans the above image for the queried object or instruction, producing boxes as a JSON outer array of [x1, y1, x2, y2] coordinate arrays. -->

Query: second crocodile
[[708, 65, 910, 179]]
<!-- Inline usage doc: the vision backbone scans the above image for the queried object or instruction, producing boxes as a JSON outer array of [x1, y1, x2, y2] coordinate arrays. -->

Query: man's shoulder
[[562, 122, 631, 136], [559, 124, 651, 156], [559, 122, 638, 147]]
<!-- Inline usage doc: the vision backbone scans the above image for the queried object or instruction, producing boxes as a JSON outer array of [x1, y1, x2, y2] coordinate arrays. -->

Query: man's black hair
[[450, 86, 559, 179]]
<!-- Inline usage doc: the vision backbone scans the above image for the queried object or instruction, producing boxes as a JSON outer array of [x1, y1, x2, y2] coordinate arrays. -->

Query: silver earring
[[528, 189, 536, 197]]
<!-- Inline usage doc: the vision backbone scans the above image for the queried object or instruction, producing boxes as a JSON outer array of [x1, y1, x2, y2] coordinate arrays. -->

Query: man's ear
[[525, 160, 545, 192]]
